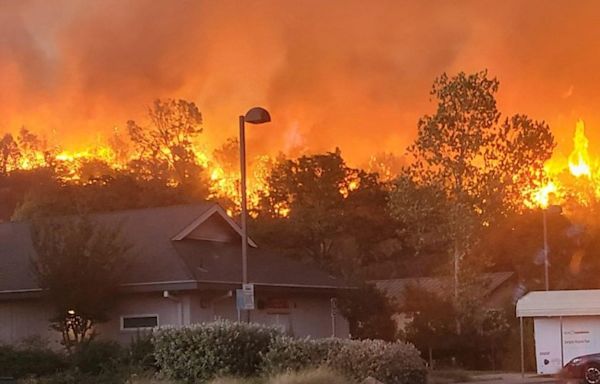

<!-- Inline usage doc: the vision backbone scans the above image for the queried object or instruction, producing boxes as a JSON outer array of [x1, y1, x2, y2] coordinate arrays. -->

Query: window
[[121, 315, 159, 330]]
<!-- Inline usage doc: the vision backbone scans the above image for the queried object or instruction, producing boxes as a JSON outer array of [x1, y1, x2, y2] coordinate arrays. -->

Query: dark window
[[122, 315, 158, 329]]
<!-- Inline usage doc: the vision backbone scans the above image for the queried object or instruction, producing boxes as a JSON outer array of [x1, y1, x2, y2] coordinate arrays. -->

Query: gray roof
[[0, 203, 348, 296], [372, 271, 515, 306]]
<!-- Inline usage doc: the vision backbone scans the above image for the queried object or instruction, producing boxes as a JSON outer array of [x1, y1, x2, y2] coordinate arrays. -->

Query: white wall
[[211, 293, 350, 338], [0, 290, 350, 347], [533, 316, 600, 374], [0, 299, 61, 348]]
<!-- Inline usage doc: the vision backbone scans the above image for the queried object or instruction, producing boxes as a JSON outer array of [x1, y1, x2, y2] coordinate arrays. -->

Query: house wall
[[0, 299, 61, 347], [95, 291, 214, 344], [0, 290, 349, 347], [211, 292, 350, 338]]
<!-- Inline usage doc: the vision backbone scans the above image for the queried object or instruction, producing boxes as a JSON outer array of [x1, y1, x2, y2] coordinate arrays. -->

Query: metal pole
[[543, 209, 549, 291], [239, 115, 248, 286], [520, 316, 525, 379], [239, 115, 249, 322]]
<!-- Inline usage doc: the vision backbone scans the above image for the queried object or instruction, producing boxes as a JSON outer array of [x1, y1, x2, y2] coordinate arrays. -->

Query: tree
[[253, 150, 397, 274], [390, 70, 555, 296], [0, 133, 21, 175], [338, 283, 397, 341], [403, 282, 511, 369], [127, 98, 207, 197], [30, 216, 132, 350]]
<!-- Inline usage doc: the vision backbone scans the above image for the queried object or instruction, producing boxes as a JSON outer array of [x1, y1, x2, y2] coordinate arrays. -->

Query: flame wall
[[1, 0, 600, 165]]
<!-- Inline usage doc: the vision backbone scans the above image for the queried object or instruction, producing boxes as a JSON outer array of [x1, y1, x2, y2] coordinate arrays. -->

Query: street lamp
[[239, 107, 271, 318], [542, 204, 562, 291]]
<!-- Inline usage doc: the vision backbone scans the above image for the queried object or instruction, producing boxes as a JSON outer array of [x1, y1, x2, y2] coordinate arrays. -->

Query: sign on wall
[[563, 317, 600, 363], [534, 318, 563, 374], [236, 284, 255, 310]]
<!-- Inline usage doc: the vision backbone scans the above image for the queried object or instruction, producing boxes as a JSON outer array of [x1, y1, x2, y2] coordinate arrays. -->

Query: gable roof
[[371, 272, 515, 307], [0, 203, 348, 296], [171, 204, 257, 247]]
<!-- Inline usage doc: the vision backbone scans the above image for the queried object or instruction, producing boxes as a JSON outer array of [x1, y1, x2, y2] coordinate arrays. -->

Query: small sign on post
[[236, 284, 255, 311]]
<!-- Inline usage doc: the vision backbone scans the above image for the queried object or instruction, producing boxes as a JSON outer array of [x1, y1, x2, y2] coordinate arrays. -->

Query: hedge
[[328, 339, 426, 384], [0, 344, 67, 378], [153, 320, 282, 383], [154, 321, 426, 384], [262, 336, 426, 384], [260, 337, 343, 374]]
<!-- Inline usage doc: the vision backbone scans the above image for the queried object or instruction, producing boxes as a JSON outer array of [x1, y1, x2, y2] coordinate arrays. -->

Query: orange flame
[[568, 119, 592, 178], [528, 119, 600, 209]]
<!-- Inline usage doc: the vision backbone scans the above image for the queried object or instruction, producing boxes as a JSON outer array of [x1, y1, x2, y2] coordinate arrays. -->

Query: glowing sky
[[2, 0, 600, 165]]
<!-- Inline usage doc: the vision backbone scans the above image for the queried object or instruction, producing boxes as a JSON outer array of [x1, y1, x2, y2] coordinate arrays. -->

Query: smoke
[[1, 0, 600, 165]]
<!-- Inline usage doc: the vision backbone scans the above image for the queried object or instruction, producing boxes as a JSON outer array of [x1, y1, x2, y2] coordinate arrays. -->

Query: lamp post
[[239, 107, 271, 320], [542, 204, 562, 291]]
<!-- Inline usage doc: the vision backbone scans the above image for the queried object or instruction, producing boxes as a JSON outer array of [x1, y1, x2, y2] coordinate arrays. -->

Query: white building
[[516, 290, 600, 374]]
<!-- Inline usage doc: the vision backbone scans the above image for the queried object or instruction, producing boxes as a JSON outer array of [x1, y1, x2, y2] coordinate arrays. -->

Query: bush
[[0, 343, 66, 378], [153, 320, 282, 383], [126, 332, 157, 370], [154, 321, 425, 384], [261, 337, 343, 374], [262, 337, 425, 384], [71, 340, 124, 374], [328, 339, 426, 384]]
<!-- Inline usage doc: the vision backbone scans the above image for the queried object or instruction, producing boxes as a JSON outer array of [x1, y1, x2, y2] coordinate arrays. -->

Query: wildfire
[[568, 120, 592, 178], [528, 119, 600, 209]]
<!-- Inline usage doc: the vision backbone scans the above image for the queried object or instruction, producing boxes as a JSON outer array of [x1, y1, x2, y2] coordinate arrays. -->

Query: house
[[371, 272, 517, 331], [0, 203, 351, 346]]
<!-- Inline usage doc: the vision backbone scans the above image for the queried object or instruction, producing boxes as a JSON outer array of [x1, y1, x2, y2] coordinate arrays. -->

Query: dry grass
[[267, 368, 352, 384]]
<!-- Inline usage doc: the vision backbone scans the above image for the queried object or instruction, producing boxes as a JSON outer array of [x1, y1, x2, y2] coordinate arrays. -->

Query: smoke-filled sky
[[1, 0, 600, 165]]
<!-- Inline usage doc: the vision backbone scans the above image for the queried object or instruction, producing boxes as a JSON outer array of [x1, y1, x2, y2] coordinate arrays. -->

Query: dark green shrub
[[328, 339, 426, 384], [0, 344, 66, 378], [153, 320, 282, 383], [261, 337, 343, 374], [71, 340, 123, 374], [126, 332, 157, 370], [263, 337, 425, 384]]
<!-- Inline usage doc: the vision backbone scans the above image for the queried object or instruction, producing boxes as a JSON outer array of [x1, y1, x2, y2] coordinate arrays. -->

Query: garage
[[516, 290, 600, 375]]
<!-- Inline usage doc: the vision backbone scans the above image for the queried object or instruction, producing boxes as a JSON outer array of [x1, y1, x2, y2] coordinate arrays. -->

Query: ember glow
[[3, 1, 600, 215], [528, 120, 600, 209]]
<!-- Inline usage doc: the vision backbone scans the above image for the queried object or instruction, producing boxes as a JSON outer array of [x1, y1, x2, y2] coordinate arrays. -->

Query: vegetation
[[153, 321, 282, 383], [153, 321, 426, 384], [30, 216, 132, 349], [1, 70, 597, 373]]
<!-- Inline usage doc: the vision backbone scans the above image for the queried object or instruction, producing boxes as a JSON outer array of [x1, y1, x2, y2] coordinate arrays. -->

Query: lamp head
[[244, 107, 271, 124]]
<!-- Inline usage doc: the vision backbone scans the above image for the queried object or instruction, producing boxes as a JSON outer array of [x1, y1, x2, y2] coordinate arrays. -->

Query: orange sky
[[1, 0, 600, 166]]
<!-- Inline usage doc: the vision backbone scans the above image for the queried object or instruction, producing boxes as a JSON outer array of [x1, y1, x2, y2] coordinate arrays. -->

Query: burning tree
[[390, 70, 555, 298], [30, 216, 132, 350]]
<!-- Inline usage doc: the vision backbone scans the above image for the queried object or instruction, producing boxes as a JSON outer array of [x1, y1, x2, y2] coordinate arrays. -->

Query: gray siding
[[0, 290, 349, 347]]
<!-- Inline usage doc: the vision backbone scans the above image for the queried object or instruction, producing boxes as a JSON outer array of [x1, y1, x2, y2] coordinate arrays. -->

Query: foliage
[[153, 320, 282, 383], [30, 216, 132, 349], [337, 283, 397, 341], [327, 339, 425, 384], [154, 321, 424, 384], [127, 98, 207, 194], [126, 332, 158, 370], [71, 340, 124, 374], [0, 343, 66, 378], [389, 70, 555, 292], [260, 337, 343, 375], [253, 149, 400, 274], [262, 336, 425, 384], [403, 284, 512, 369]]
